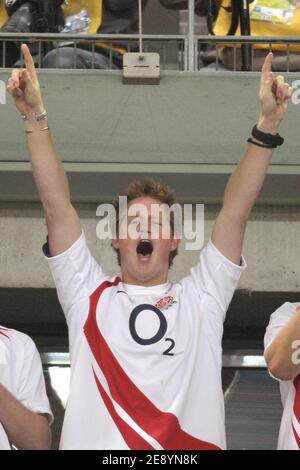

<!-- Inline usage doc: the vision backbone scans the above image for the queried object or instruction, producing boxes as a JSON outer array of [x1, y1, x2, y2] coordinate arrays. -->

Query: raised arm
[[212, 52, 292, 265], [7, 44, 81, 257]]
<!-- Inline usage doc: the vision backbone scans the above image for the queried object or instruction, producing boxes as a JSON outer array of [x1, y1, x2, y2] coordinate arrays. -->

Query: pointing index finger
[[21, 43, 36, 79], [261, 52, 273, 83]]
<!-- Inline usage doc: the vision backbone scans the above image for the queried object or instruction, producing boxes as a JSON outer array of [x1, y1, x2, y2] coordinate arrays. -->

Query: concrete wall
[[1, 71, 300, 165], [0, 202, 299, 293]]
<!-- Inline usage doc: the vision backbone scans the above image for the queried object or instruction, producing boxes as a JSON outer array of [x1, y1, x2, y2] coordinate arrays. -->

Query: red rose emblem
[[155, 296, 174, 309]]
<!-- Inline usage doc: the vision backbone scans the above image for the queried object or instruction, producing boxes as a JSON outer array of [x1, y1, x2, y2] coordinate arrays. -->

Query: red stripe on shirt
[[92, 368, 155, 450], [0, 329, 9, 339], [84, 279, 221, 451], [293, 375, 300, 449]]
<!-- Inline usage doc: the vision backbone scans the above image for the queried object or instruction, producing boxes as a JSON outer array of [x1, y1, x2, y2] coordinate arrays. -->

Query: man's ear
[[111, 237, 120, 250]]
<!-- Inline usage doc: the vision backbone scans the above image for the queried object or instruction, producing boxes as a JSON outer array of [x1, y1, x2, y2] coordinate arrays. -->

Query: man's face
[[111, 197, 180, 286]]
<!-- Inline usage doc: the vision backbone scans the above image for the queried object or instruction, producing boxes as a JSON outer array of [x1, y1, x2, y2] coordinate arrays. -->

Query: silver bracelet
[[35, 110, 47, 121], [21, 109, 47, 122]]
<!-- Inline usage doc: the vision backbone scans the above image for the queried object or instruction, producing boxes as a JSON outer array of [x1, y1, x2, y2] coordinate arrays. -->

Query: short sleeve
[[16, 336, 53, 423], [0, 424, 10, 450], [264, 302, 300, 353], [182, 240, 247, 322], [43, 231, 107, 321]]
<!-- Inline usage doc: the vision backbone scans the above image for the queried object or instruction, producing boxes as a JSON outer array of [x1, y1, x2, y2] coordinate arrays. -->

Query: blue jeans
[[42, 47, 120, 69]]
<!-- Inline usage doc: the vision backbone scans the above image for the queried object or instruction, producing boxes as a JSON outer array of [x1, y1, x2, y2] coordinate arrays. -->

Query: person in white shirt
[[0, 326, 52, 450], [7, 44, 292, 450], [265, 302, 300, 450]]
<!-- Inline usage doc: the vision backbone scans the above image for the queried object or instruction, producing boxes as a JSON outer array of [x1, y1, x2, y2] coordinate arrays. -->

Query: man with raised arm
[[7, 44, 292, 449], [0, 326, 52, 450], [264, 302, 300, 449]]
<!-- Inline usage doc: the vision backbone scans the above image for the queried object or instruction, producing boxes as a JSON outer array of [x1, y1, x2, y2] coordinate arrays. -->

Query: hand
[[7, 43, 44, 117], [258, 52, 293, 133]]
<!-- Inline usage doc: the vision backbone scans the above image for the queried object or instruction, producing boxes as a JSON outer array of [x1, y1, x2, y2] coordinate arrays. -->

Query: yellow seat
[[214, 0, 300, 52], [0, 1, 102, 32], [62, 0, 126, 55], [0, 1, 125, 56], [0, 1, 8, 28]]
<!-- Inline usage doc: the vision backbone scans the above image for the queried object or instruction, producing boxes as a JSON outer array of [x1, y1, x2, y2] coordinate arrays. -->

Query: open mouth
[[136, 239, 153, 258]]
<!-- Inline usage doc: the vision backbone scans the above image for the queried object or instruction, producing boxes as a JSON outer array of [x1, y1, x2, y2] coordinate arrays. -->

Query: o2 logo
[[292, 80, 300, 105], [129, 304, 175, 356]]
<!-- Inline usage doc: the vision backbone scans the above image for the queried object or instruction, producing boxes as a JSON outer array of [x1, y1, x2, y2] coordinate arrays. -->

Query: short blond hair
[[113, 178, 179, 267]]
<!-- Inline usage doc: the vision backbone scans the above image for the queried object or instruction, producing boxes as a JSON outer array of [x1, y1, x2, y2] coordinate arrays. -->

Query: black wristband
[[247, 138, 274, 149], [251, 125, 284, 147]]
